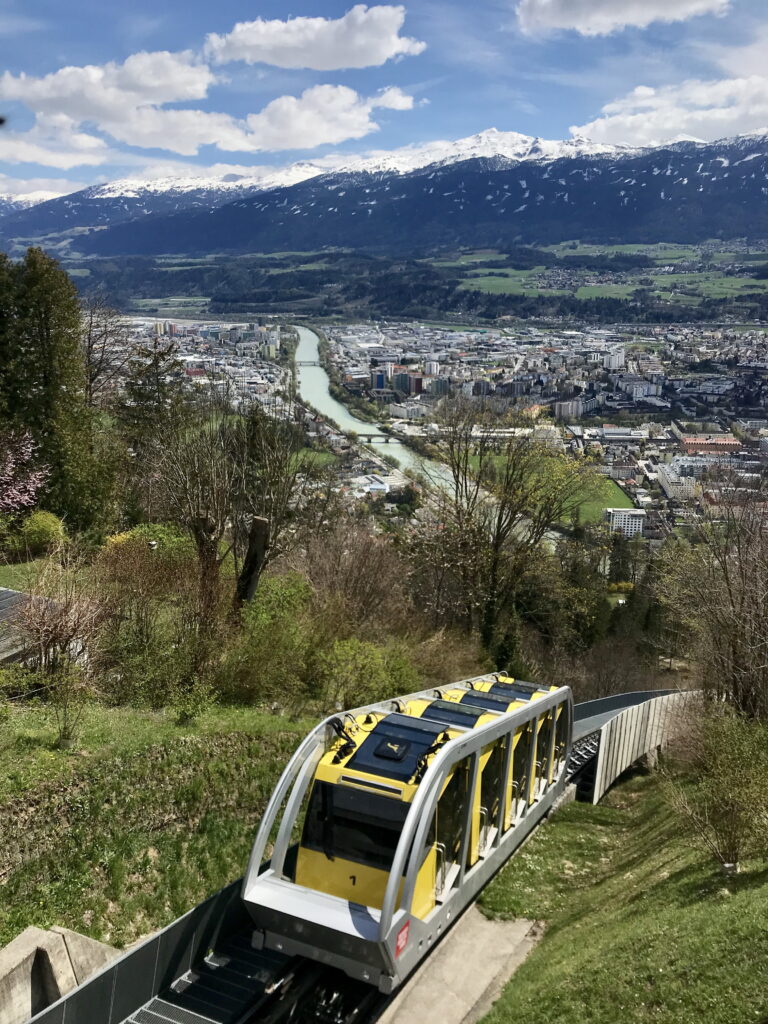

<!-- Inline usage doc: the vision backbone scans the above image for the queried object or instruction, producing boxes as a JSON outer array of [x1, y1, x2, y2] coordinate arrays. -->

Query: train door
[[478, 739, 506, 856], [433, 757, 471, 903]]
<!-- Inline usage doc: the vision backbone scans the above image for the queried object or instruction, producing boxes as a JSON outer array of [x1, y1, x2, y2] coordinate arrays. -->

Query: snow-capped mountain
[[3, 129, 768, 253], [0, 128, 638, 247], [0, 193, 49, 218], [78, 131, 768, 256]]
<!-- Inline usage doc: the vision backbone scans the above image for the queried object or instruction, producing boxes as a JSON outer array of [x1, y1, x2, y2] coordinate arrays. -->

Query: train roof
[[346, 712, 446, 782]]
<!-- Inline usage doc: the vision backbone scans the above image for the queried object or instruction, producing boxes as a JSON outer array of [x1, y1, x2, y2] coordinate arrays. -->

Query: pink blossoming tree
[[0, 430, 48, 517]]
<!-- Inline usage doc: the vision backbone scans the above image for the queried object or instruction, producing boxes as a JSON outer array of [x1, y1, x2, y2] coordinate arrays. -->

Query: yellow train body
[[293, 675, 567, 922]]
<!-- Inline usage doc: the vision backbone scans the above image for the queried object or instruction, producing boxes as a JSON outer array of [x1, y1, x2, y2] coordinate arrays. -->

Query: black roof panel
[[420, 699, 487, 729], [488, 683, 537, 702], [347, 713, 445, 782], [459, 690, 517, 712]]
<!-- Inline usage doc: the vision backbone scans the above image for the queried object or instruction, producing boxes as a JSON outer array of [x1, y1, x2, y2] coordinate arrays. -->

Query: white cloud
[[0, 115, 111, 169], [0, 50, 215, 123], [81, 84, 414, 155], [572, 74, 768, 146], [244, 84, 414, 149], [0, 173, 86, 201], [516, 0, 729, 36], [205, 4, 425, 70], [701, 25, 768, 79], [0, 37, 417, 162]]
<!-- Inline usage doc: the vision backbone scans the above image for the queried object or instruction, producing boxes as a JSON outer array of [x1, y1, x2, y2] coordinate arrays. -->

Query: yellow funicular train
[[243, 673, 572, 992]]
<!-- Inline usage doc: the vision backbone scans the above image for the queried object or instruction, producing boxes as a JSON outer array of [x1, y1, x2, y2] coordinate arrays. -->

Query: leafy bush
[[218, 573, 313, 705], [15, 511, 65, 557], [0, 664, 43, 701], [173, 676, 216, 725], [313, 637, 392, 710], [105, 522, 193, 561]]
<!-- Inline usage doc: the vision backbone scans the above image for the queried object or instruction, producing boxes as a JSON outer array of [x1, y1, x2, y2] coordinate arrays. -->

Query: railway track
[[30, 690, 684, 1024], [123, 928, 386, 1024]]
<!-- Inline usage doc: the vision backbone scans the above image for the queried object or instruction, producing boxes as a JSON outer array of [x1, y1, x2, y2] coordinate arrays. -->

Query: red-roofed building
[[681, 434, 740, 455]]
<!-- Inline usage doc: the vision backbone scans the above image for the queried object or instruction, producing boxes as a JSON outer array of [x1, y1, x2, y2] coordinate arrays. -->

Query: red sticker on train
[[395, 921, 410, 958]]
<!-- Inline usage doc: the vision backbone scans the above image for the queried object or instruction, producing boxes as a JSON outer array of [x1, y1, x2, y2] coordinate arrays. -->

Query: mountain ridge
[[3, 129, 768, 254]]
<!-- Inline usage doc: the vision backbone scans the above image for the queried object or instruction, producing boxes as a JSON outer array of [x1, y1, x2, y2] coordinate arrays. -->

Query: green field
[[431, 244, 768, 310], [478, 770, 768, 1024], [575, 284, 637, 299], [544, 241, 700, 261], [577, 478, 633, 524]]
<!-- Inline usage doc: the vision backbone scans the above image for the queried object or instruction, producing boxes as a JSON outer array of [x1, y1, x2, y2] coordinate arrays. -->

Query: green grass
[[0, 703, 310, 946], [430, 250, 503, 267], [577, 479, 633, 524], [479, 771, 768, 1024], [0, 559, 45, 591], [299, 446, 337, 468], [575, 284, 637, 299], [0, 702, 308, 802], [459, 275, 568, 296], [545, 242, 698, 261]]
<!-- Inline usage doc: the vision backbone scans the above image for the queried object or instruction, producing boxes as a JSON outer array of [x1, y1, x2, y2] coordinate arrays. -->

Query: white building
[[603, 349, 626, 371], [604, 507, 646, 537]]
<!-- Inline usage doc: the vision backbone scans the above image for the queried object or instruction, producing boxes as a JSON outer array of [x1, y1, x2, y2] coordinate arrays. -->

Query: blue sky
[[1, 0, 767, 198]]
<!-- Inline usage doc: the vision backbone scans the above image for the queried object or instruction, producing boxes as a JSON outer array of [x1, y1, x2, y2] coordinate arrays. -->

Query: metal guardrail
[[589, 691, 688, 804], [27, 881, 249, 1024]]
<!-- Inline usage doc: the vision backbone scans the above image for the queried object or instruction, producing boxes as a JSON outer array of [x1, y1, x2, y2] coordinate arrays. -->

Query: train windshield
[[302, 781, 409, 871]]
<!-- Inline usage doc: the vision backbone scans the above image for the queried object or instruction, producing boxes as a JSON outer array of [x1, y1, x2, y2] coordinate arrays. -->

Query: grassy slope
[[0, 705, 308, 947], [479, 772, 768, 1024], [0, 559, 45, 591]]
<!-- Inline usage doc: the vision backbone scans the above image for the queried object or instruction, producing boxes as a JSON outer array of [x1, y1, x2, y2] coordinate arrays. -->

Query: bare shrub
[[12, 546, 108, 747], [288, 522, 411, 637], [662, 698, 768, 872], [658, 494, 768, 720]]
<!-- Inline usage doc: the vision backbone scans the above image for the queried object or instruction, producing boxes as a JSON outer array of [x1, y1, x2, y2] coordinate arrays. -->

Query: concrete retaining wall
[[0, 927, 117, 1024]]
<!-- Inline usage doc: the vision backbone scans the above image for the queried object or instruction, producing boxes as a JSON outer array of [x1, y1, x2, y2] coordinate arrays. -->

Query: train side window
[[434, 758, 470, 902], [510, 725, 532, 821], [479, 740, 505, 854], [536, 712, 554, 794], [554, 704, 568, 774]]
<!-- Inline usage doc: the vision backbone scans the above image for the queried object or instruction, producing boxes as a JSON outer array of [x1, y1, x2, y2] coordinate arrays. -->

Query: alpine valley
[[2, 128, 768, 256]]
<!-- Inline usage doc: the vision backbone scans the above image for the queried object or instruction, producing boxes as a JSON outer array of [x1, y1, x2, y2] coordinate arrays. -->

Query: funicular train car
[[242, 673, 572, 992]]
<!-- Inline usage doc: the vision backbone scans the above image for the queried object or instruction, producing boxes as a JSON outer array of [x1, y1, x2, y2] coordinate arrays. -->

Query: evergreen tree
[[608, 533, 631, 582], [119, 335, 187, 448], [0, 248, 116, 530]]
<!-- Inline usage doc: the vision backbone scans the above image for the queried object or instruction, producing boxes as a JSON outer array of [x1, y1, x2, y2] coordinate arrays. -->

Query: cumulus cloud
[[572, 75, 768, 146], [0, 22, 419, 165], [244, 84, 414, 150], [205, 4, 425, 70], [516, 0, 729, 36], [0, 50, 215, 123], [0, 114, 111, 169]]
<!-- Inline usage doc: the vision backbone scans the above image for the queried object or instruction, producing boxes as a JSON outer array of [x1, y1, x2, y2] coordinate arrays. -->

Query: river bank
[[294, 324, 440, 479]]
